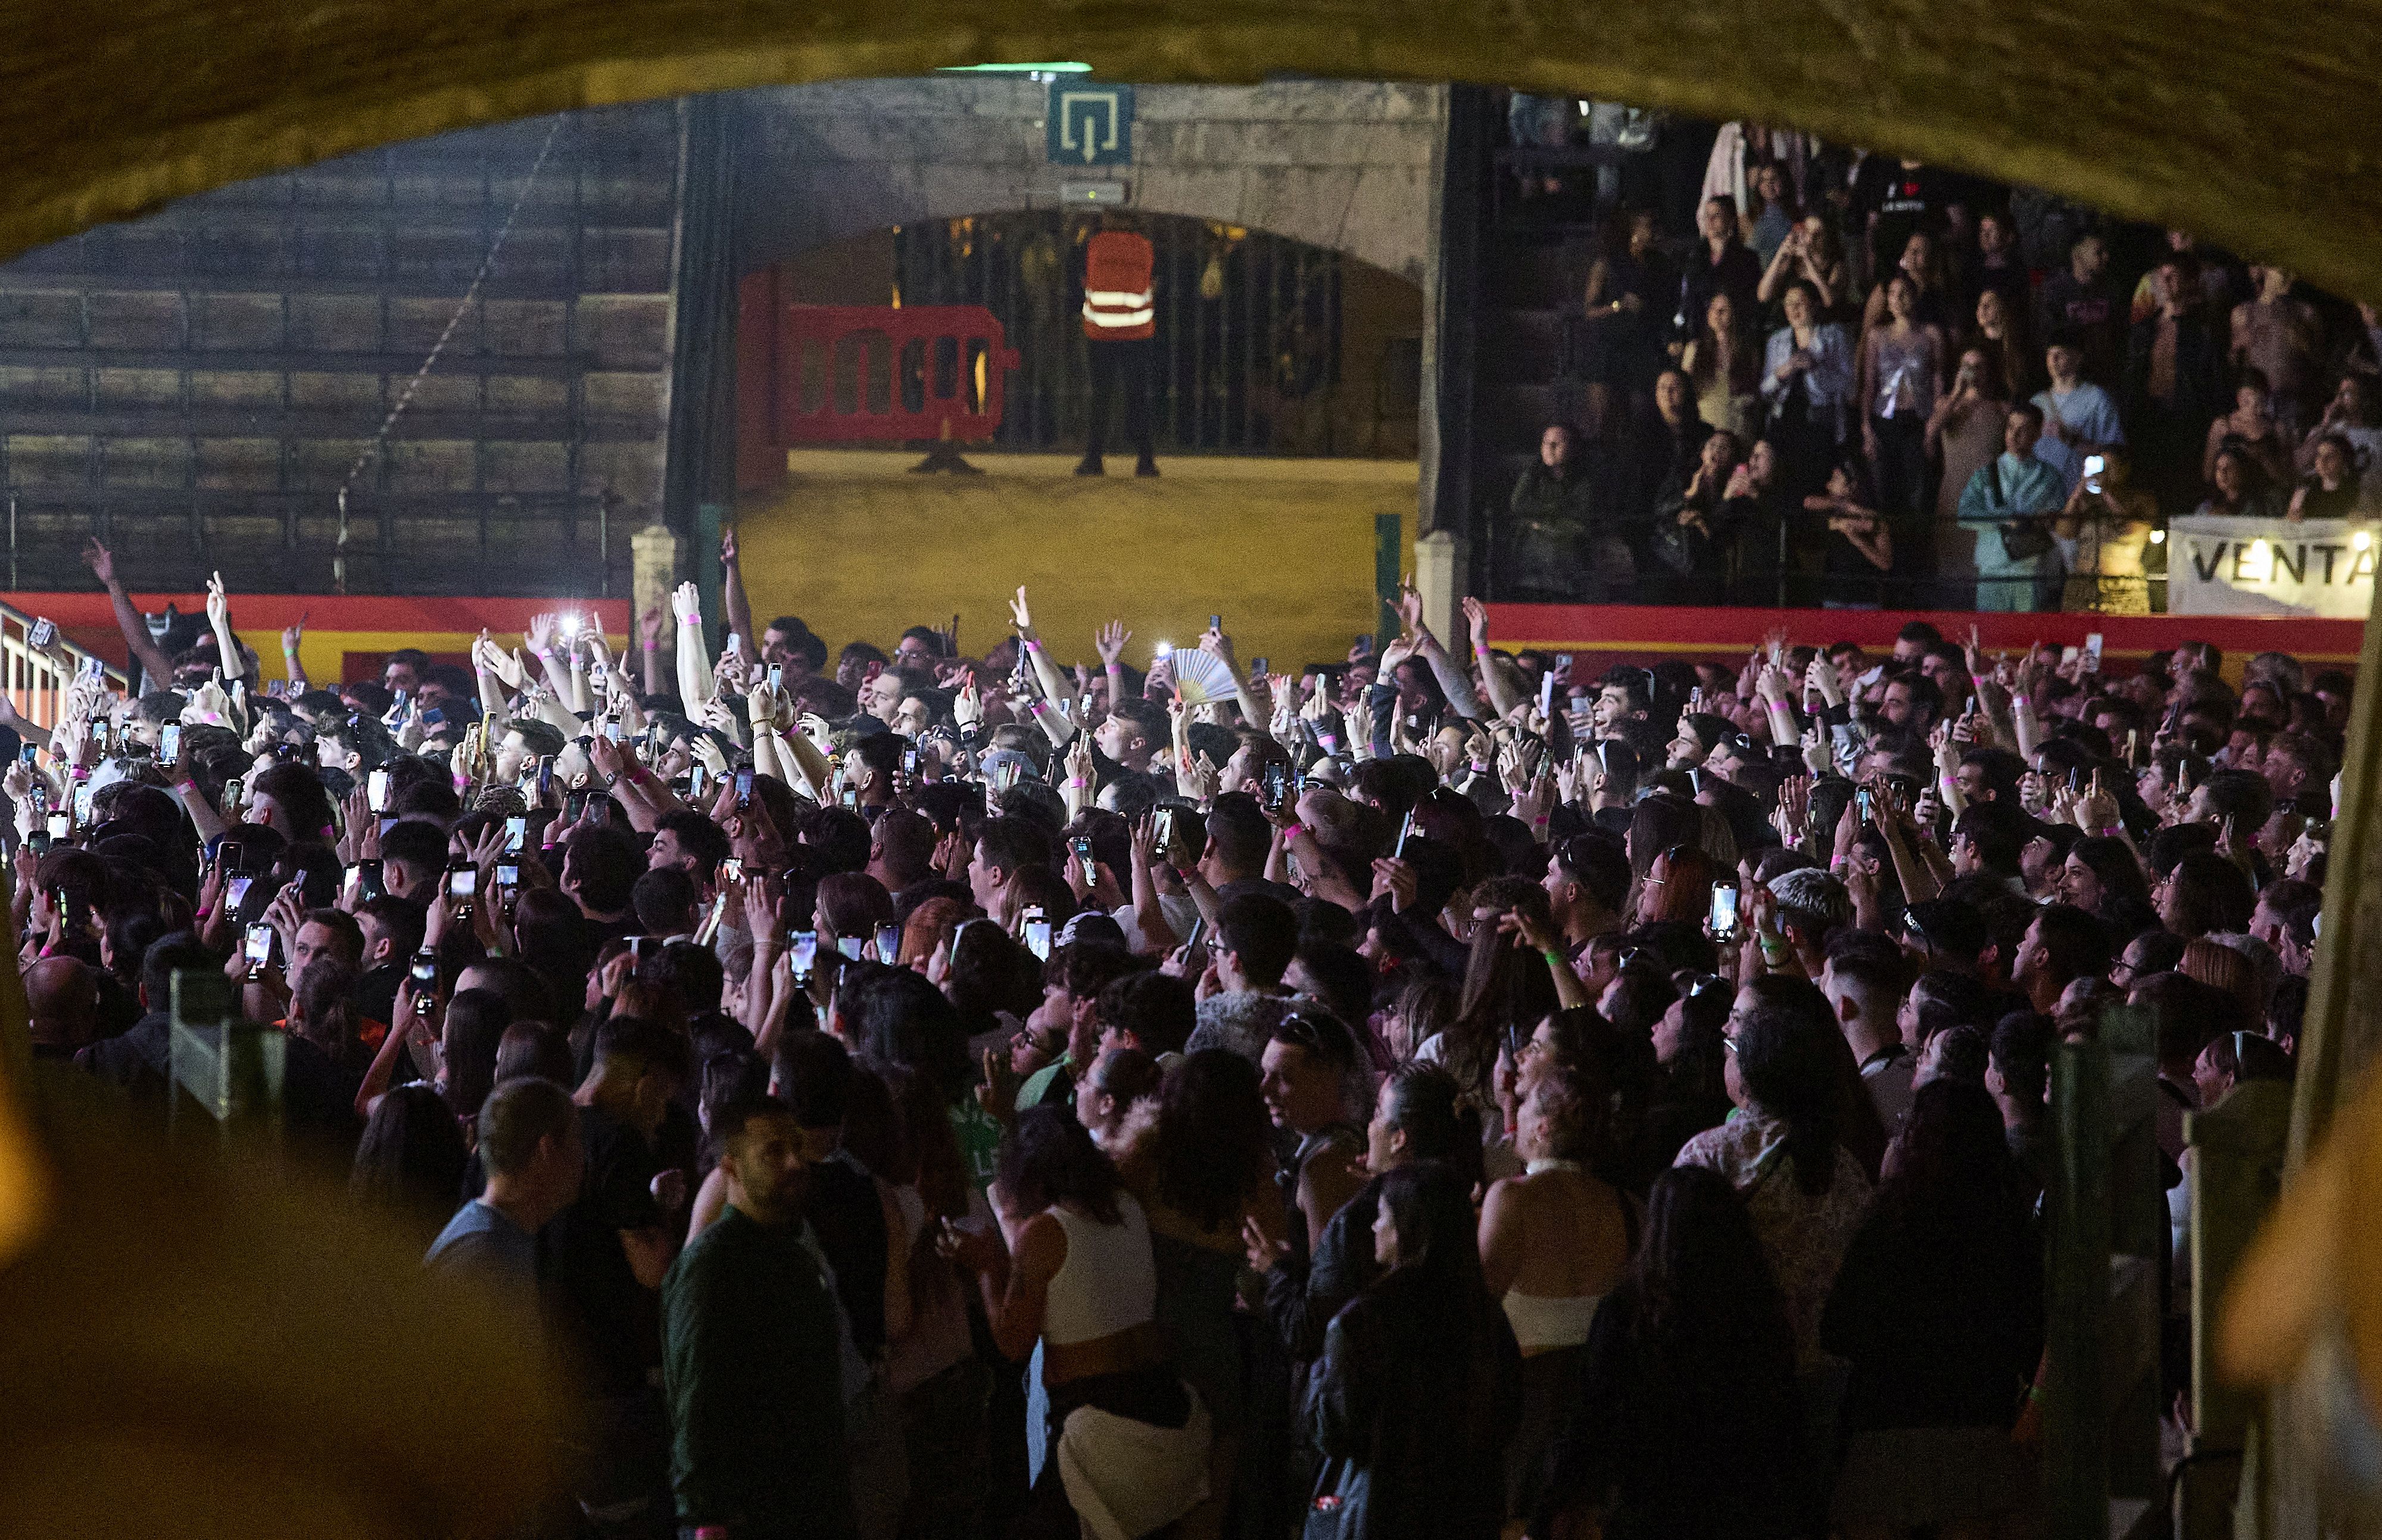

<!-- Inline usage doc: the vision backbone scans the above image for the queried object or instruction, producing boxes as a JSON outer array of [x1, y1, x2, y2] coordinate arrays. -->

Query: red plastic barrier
[[737, 271, 1021, 484]]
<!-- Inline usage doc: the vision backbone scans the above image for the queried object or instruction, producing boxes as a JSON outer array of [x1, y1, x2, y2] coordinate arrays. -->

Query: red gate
[[736, 270, 1021, 485]]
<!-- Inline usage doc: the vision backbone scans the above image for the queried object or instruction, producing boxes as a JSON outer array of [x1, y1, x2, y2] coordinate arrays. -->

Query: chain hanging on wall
[[332, 114, 566, 592]]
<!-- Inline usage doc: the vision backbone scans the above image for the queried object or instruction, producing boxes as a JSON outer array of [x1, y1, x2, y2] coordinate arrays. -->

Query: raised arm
[[719, 528, 757, 657], [82, 540, 174, 688], [203, 571, 247, 685], [673, 583, 715, 711], [1463, 597, 1523, 719]]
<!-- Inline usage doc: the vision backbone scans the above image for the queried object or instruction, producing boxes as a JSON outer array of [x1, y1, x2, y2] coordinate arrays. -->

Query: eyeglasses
[[1678, 971, 1729, 1001]]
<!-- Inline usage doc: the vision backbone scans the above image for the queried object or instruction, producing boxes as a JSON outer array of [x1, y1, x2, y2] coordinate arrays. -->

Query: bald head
[[24, 956, 99, 1051]]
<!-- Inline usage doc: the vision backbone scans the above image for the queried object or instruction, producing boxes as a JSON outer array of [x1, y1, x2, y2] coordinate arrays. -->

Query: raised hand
[[1461, 596, 1492, 653], [525, 611, 557, 656], [205, 570, 230, 631], [1394, 582, 1426, 637], [1096, 620, 1131, 668], [719, 526, 739, 567], [282, 614, 306, 660], [671, 581, 703, 627], [1008, 585, 1034, 635], [82, 538, 117, 587], [953, 676, 982, 732]]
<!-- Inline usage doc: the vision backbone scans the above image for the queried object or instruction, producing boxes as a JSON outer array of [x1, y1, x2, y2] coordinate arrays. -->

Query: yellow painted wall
[[734, 451, 1416, 672]]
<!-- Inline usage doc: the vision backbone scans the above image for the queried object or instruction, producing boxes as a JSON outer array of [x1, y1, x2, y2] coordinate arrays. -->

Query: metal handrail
[[0, 597, 130, 731]]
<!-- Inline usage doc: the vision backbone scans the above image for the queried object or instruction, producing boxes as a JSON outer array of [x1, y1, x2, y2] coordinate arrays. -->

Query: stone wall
[[735, 77, 1445, 283]]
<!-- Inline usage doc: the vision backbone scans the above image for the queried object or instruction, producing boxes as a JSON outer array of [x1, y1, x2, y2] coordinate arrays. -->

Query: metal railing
[[0, 598, 130, 731]]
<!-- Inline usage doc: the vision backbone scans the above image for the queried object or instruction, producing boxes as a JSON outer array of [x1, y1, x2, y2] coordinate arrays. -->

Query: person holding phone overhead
[[2055, 444, 2157, 615]]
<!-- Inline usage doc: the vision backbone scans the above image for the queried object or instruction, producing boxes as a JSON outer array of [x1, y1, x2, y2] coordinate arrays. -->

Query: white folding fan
[[1170, 648, 1237, 704]]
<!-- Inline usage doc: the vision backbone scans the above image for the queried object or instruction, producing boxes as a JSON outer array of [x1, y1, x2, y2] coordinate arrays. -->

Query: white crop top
[[1043, 1192, 1156, 1346]]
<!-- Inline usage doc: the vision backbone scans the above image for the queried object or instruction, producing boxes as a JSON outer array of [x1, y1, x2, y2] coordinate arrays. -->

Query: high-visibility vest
[[1081, 230, 1156, 341]]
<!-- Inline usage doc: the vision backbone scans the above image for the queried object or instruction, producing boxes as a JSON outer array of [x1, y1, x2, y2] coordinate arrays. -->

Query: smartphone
[[840, 785, 860, 810], [719, 856, 744, 883], [73, 783, 95, 826], [537, 755, 556, 802], [2059, 645, 2079, 668], [1184, 915, 1208, 954], [734, 767, 755, 808], [603, 720, 622, 744], [223, 776, 244, 810], [45, 812, 70, 842], [790, 930, 818, 983], [266, 679, 286, 698], [1708, 883, 1741, 942], [1022, 907, 1052, 962], [837, 935, 865, 961], [1539, 668, 1558, 718], [1261, 760, 1289, 813], [219, 839, 246, 875], [225, 874, 255, 912], [690, 763, 709, 802], [159, 724, 182, 766], [1855, 788, 1873, 824], [565, 788, 590, 821], [496, 862, 519, 889], [1152, 805, 1178, 858], [26, 618, 54, 650], [367, 768, 391, 813], [357, 858, 385, 902], [1251, 655, 1269, 676], [2082, 453, 2106, 491], [17, 743, 35, 768], [29, 830, 50, 856], [409, 949, 438, 1013], [1394, 807, 1417, 858], [448, 868, 479, 899], [768, 663, 784, 691], [243, 923, 276, 975], [1209, 614, 1223, 632], [2083, 632, 2104, 674], [902, 744, 920, 778], [875, 923, 902, 964], [629, 936, 660, 967], [1352, 634, 1374, 658], [1071, 835, 1098, 885], [504, 815, 527, 854], [994, 758, 1021, 792]]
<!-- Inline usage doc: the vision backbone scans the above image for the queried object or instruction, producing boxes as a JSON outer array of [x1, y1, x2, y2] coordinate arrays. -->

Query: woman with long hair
[[2202, 366, 2295, 488], [2058, 834, 2159, 935], [1529, 1166, 1815, 1539], [1964, 286, 2033, 400], [1307, 1159, 1521, 1540], [2287, 432, 2362, 520], [1424, 898, 1561, 1105], [2197, 444, 2281, 519], [939, 1106, 1208, 1540], [1928, 345, 2011, 597], [1857, 272, 1947, 537], [1641, 971, 1736, 1176], [1633, 843, 1722, 927], [1482, 1063, 1636, 1520], [1675, 975, 1873, 1364], [350, 1081, 471, 1251], [1115, 1049, 1281, 1540], [1823, 1079, 2044, 1532], [1759, 279, 1855, 503], [1682, 291, 1762, 442]]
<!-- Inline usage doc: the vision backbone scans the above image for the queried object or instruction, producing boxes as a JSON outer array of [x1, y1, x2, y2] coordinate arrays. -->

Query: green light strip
[[937, 61, 1093, 72]]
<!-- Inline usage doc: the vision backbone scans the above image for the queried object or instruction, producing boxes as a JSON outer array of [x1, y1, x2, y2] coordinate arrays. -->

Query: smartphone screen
[[1394, 808, 1417, 858], [1152, 806, 1177, 856], [45, 812, 70, 841], [244, 924, 275, 967], [504, 815, 527, 853], [875, 923, 902, 964], [160, 724, 182, 765], [734, 768, 755, 806], [448, 868, 479, 899], [1072, 836, 1097, 884], [1708, 884, 1739, 940], [496, 862, 519, 889], [720, 856, 744, 883], [1023, 914, 1053, 962], [837, 935, 865, 961], [225, 874, 254, 911], [410, 952, 438, 1011], [690, 763, 709, 800], [537, 756, 556, 800], [357, 859, 385, 901], [768, 663, 784, 690], [790, 930, 818, 982], [73, 784, 94, 824], [367, 768, 390, 812]]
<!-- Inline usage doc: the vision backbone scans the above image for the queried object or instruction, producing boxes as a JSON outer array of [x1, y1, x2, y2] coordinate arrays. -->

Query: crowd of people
[[1501, 115, 2382, 613], [3, 529, 2344, 1539]]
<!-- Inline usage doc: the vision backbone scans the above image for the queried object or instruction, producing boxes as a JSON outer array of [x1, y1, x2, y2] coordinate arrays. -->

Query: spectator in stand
[[1803, 458, 1894, 607], [1756, 215, 1850, 322], [1966, 286, 2035, 401], [2199, 446, 2283, 519], [1678, 197, 1764, 353], [1758, 280, 1855, 501], [1741, 161, 1800, 272], [1959, 401, 2068, 612], [1505, 423, 1600, 603], [1963, 207, 2031, 318], [1928, 347, 2013, 602], [1653, 429, 1745, 602], [1862, 229, 1956, 336], [2035, 232, 2121, 382], [1681, 291, 1762, 442], [1580, 208, 1673, 434], [1858, 273, 1947, 535], [2230, 266, 2325, 437], [1627, 370, 1714, 568], [2125, 251, 2230, 515], [2055, 445, 2158, 614], [2296, 372, 2382, 481], [1720, 439, 1798, 605], [2287, 434, 2363, 520], [2204, 366, 2297, 490]]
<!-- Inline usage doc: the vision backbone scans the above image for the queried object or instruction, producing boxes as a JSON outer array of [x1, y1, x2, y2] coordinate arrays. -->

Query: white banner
[[2168, 515, 2379, 618]]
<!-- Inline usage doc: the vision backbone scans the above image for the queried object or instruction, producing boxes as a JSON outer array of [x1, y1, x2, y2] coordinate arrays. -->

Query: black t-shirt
[[540, 1101, 666, 1399], [1865, 164, 1954, 271]]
